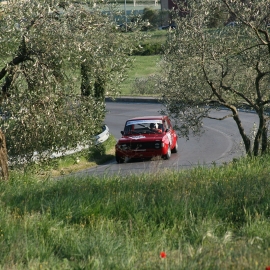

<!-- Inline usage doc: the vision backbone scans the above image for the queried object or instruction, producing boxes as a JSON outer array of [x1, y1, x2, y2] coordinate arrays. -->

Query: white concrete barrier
[[95, 125, 110, 145], [10, 125, 110, 164]]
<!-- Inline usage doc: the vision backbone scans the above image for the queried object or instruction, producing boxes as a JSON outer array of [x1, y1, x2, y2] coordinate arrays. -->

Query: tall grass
[[1, 156, 270, 269]]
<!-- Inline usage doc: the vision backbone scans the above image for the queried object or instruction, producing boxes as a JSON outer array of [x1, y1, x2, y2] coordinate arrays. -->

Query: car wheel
[[116, 155, 125, 163], [171, 141, 178, 153], [162, 146, 171, 160]]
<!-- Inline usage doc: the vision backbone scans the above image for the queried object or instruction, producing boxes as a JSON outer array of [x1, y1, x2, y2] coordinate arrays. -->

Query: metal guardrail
[[49, 125, 110, 158], [94, 125, 110, 145], [9, 125, 110, 164]]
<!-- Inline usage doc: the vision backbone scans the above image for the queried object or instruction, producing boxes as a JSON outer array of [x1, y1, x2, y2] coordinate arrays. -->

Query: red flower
[[160, 251, 166, 258], [265, 267, 270, 270]]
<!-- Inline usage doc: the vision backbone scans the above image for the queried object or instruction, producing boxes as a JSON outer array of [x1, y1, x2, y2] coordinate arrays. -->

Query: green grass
[[2, 21, 270, 269], [119, 30, 168, 95], [1, 156, 270, 269], [146, 29, 169, 43], [120, 55, 162, 95], [22, 135, 116, 178]]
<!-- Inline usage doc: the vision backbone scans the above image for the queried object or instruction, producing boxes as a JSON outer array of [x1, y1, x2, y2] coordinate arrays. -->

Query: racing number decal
[[167, 132, 172, 145], [164, 119, 172, 145]]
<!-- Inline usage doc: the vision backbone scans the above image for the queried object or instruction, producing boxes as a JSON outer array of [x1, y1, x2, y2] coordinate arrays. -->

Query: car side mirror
[[121, 131, 124, 135]]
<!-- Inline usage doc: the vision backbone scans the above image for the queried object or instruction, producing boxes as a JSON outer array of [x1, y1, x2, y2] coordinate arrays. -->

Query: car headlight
[[117, 144, 127, 150]]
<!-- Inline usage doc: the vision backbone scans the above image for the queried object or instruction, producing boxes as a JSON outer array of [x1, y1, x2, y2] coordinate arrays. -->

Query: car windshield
[[124, 120, 163, 135]]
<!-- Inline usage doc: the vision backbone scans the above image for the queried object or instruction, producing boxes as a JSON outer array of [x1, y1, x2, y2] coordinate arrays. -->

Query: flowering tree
[[161, 0, 270, 156], [0, 0, 135, 171]]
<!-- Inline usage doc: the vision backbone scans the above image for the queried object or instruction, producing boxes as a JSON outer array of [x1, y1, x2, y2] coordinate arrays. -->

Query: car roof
[[127, 116, 167, 121]]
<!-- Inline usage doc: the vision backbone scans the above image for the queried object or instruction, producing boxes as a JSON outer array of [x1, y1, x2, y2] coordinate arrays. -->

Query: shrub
[[131, 75, 160, 95], [133, 42, 164, 55]]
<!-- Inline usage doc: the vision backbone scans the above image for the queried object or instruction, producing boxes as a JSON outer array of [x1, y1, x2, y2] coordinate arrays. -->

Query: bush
[[131, 75, 160, 95], [133, 42, 164, 55], [141, 8, 159, 28]]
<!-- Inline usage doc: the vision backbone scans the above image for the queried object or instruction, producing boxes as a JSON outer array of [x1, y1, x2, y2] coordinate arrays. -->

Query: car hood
[[118, 133, 164, 143]]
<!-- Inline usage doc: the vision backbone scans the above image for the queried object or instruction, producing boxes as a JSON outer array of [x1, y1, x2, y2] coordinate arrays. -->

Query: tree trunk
[[253, 127, 261, 156], [80, 62, 92, 97], [253, 108, 268, 156], [232, 110, 251, 156], [262, 126, 268, 154], [94, 76, 105, 101], [0, 130, 8, 181]]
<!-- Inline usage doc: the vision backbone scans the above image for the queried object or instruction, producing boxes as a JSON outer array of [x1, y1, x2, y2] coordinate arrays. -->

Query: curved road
[[77, 101, 258, 177]]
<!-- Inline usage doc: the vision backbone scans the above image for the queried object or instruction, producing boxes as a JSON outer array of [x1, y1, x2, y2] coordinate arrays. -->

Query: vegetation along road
[[1, 1, 270, 268]]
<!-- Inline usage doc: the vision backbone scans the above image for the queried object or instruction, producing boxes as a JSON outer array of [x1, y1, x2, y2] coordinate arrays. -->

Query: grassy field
[[2, 51, 270, 269], [119, 30, 167, 95], [1, 155, 270, 269], [2, 22, 270, 269], [119, 55, 162, 95], [22, 135, 117, 179]]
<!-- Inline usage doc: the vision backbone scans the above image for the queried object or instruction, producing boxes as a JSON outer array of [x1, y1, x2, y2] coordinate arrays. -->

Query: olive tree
[[160, 0, 270, 156], [0, 0, 135, 167]]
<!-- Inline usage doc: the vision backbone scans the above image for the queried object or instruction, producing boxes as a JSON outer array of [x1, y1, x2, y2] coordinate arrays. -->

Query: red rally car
[[115, 116, 178, 163]]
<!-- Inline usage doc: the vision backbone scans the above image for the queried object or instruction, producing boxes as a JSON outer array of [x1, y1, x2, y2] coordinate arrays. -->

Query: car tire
[[171, 141, 178, 153], [162, 146, 171, 160], [116, 155, 125, 163]]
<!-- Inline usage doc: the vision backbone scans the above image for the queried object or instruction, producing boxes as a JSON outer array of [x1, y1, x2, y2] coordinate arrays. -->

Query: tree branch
[[207, 114, 234, 120], [0, 26, 35, 96], [220, 82, 256, 109], [222, 0, 270, 50]]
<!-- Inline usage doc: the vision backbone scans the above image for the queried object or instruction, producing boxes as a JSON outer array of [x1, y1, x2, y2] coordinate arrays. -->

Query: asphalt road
[[76, 101, 258, 177]]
